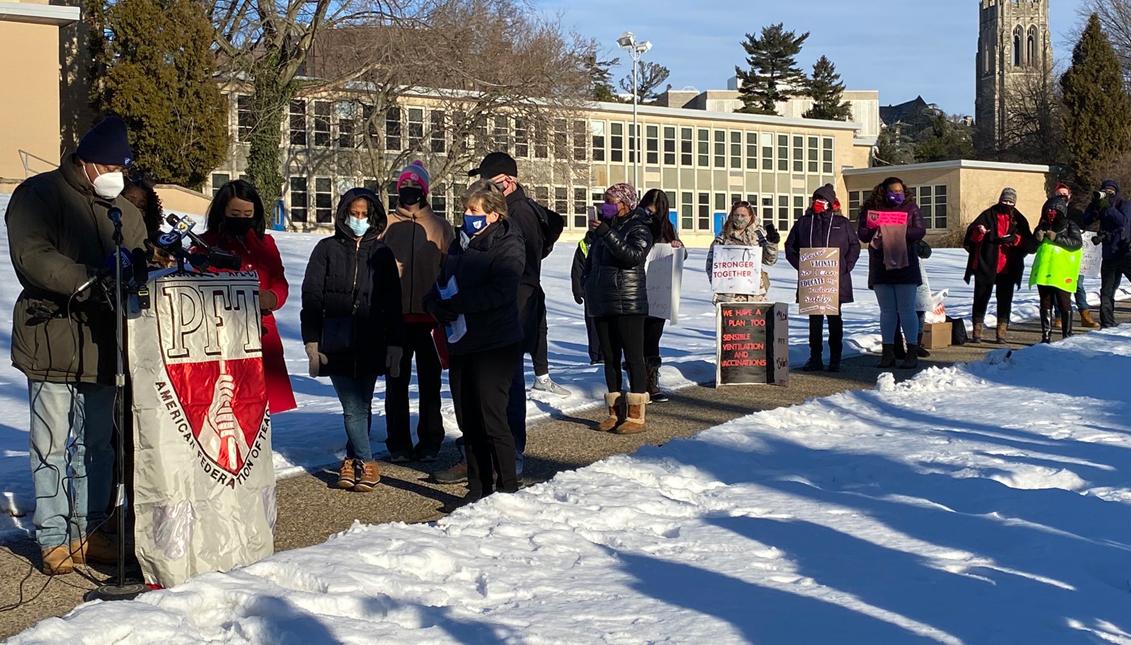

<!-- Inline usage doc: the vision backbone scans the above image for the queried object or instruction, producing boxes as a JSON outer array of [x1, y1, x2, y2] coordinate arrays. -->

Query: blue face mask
[[463, 213, 489, 235], [347, 217, 370, 237], [599, 203, 620, 220]]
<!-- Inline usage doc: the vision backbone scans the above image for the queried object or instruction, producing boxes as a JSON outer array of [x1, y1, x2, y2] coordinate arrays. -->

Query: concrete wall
[[0, 18, 62, 184], [156, 184, 213, 216]]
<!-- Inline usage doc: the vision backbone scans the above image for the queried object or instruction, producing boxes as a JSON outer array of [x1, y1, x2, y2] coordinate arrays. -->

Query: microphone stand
[[86, 209, 148, 602]]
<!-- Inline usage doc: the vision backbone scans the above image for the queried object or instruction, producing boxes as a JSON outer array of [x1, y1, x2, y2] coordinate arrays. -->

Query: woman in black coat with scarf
[[301, 188, 404, 493], [583, 182, 655, 435], [426, 180, 526, 503], [963, 187, 1036, 343]]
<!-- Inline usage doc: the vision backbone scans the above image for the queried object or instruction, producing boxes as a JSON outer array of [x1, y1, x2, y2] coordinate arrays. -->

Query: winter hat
[[999, 187, 1017, 204], [813, 183, 837, 204], [468, 151, 519, 179], [604, 183, 638, 210], [77, 116, 133, 166], [396, 161, 430, 196], [1100, 179, 1119, 193], [1053, 182, 1071, 196], [1044, 196, 1067, 220]]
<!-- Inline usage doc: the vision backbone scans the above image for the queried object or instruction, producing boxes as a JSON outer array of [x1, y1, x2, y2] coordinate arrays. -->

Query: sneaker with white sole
[[532, 376, 571, 397]]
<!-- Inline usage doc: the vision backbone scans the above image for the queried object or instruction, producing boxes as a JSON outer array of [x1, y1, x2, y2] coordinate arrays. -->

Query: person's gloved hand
[[304, 342, 328, 378], [259, 289, 279, 311], [1034, 230, 1046, 241], [1046, 230, 1057, 242], [574, 293, 584, 305], [385, 345, 403, 379], [763, 222, 781, 244], [432, 302, 459, 324]]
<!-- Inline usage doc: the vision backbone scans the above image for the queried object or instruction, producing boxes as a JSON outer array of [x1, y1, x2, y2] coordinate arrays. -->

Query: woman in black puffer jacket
[[301, 187, 404, 493], [425, 180, 525, 502], [583, 182, 655, 435]]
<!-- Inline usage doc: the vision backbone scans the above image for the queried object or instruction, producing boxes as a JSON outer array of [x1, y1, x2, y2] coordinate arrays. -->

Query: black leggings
[[643, 316, 665, 360], [1038, 285, 1072, 337], [595, 315, 647, 393], [972, 276, 1016, 324], [807, 312, 843, 361]]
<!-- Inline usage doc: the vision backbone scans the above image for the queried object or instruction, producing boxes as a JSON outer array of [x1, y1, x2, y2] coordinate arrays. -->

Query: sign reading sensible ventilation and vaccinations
[[797, 248, 841, 316], [716, 302, 789, 386], [710, 245, 763, 295], [129, 271, 275, 588]]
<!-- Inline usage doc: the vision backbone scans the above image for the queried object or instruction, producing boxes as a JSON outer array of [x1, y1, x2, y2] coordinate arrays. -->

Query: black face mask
[[224, 217, 255, 237], [398, 187, 424, 207]]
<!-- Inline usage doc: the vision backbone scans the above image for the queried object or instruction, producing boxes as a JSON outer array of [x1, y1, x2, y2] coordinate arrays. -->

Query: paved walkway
[[1, 305, 1127, 639]]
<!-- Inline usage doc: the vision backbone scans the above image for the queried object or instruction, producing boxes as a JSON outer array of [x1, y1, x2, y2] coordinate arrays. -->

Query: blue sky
[[533, 0, 1090, 115]]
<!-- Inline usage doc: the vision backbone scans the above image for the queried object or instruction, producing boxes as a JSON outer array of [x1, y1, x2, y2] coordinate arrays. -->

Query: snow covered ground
[[1, 191, 1130, 538], [12, 313, 1131, 643]]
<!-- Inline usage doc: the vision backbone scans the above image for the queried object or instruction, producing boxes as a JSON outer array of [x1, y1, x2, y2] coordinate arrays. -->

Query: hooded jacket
[[583, 207, 656, 317], [785, 208, 862, 305], [436, 219, 526, 356], [380, 202, 454, 318], [963, 204, 1036, 287], [857, 199, 927, 288], [1035, 197, 1084, 252], [300, 188, 405, 378], [1083, 190, 1131, 261], [7, 155, 147, 384]]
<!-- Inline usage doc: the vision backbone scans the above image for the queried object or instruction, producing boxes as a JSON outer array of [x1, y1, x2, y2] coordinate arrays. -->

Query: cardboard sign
[[129, 272, 275, 587], [711, 245, 763, 296], [867, 210, 908, 227], [716, 302, 789, 386], [645, 243, 684, 324], [1080, 239, 1103, 279], [797, 248, 840, 316]]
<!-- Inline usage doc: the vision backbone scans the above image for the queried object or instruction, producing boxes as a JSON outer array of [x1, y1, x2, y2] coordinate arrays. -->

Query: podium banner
[[128, 272, 275, 587]]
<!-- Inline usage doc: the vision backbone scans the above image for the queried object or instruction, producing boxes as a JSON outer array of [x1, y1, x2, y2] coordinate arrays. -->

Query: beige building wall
[[0, 7, 70, 188], [843, 160, 1051, 246], [156, 184, 213, 216]]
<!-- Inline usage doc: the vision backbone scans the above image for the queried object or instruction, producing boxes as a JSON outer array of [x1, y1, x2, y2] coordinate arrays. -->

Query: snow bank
[[11, 314, 1131, 643]]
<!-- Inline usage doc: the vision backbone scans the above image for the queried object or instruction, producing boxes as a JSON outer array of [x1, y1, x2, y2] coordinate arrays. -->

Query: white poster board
[[129, 272, 275, 587], [645, 243, 684, 324], [1080, 240, 1103, 279], [710, 245, 763, 296]]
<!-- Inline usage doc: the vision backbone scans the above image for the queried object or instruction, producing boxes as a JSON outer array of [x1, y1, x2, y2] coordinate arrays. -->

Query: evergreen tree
[[873, 127, 915, 166], [88, 0, 227, 189], [803, 55, 852, 121], [584, 52, 621, 102], [734, 24, 809, 115], [1060, 13, 1131, 190], [913, 111, 975, 162], [619, 61, 671, 102]]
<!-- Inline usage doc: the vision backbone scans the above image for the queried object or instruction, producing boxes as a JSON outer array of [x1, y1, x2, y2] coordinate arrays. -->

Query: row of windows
[[233, 95, 837, 174], [847, 185, 949, 231]]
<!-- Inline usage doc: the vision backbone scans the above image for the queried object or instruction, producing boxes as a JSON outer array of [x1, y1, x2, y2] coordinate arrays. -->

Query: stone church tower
[[975, 0, 1053, 155]]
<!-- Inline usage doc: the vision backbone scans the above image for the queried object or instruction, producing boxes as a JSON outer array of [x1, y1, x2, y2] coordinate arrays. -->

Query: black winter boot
[[826, 349, 841, 373], [1040, 308, 1053, 344], [801, 355, 824, 372], [899, 345, 919, 369], [893, 327, 907, 360], [878, 344, 897, 368], [1061, 308, 1074, 339], [646, 357, 669, 403]]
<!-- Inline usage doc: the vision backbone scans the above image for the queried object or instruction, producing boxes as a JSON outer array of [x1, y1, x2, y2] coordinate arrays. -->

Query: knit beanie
[[813, 183, 837, 204], [1100, 179, 1120, 193], [999, 187, 1017, 204], [397, 161, 431, 196], [604, 183, 638, 210], [77, 116, 133, 166]]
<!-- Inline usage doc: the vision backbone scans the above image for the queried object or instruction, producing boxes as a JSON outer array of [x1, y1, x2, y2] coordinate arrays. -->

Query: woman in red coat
[[200, 180, 297, 414]]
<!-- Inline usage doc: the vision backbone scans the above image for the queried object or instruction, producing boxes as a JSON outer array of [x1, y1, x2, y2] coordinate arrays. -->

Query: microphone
[[165, 213, 210, 249], [107, 206, 122, 226], [131, 248, 149, 286]]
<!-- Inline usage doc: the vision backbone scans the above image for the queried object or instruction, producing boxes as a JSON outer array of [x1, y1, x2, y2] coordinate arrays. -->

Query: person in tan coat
[[379, 161, 454, 462]]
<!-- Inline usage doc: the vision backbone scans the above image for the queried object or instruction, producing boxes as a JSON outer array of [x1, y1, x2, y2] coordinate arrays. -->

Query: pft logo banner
[[711, 245, 763, 295], [129, 272, 275, 588]]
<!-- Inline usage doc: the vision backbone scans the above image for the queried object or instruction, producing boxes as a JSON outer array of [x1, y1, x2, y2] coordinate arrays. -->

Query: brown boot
[[336, 458, 357, 490], [972, 322, 983, 343], [352, 460, 381, 492], [1080, 310, 1100, 329], [84, 531, 119, 565], [995, 322, 1009, 344], [40, 544, 76, 575], [616, 393, 649, 435], [596, 393, 624, 432]]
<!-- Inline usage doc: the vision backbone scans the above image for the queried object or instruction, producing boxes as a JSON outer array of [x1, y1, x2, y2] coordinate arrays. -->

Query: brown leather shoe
[[596, 392, 624, 432], [615, 393, 649, 434], [1080, 310, 1100, 329], [336, 458, 357, 490], [352, 460, 381, 492], [972, 322, 983, 343], [41, 544, 76, 575], [995, 322, 1009, 344]]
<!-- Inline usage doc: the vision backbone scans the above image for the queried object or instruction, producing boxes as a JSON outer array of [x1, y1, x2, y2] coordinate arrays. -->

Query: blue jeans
[[330, 374, 379, 461], [1075, 276, 1089, 312], [28, 381, 114, 548], [875, 284, 920, 345]]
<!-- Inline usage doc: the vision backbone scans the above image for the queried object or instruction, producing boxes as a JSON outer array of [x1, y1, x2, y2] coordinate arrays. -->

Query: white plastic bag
[[925, 288, 948, 324]]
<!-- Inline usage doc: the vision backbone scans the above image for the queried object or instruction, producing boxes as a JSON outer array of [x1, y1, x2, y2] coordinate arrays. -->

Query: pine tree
[[1060, 13, 1131, 190], [803, 55, 852, 121], [619, 61, 671, 102], [89, 0, 228, 189], [734, 23, 809, 115], [585, 52, 621, 102]]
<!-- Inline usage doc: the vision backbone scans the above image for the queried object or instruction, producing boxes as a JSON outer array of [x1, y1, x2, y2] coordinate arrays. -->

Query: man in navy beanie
[[4, 116, 146, 574], [1084, 178, 1131, 327]]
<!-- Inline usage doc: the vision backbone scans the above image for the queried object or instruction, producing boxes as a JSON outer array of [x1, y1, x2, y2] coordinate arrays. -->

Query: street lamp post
[[617, 31, 651, 190]]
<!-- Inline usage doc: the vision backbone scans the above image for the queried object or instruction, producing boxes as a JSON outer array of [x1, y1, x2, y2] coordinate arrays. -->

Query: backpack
[[947, 316, 968, 346], [528, 198, 564, 259]]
